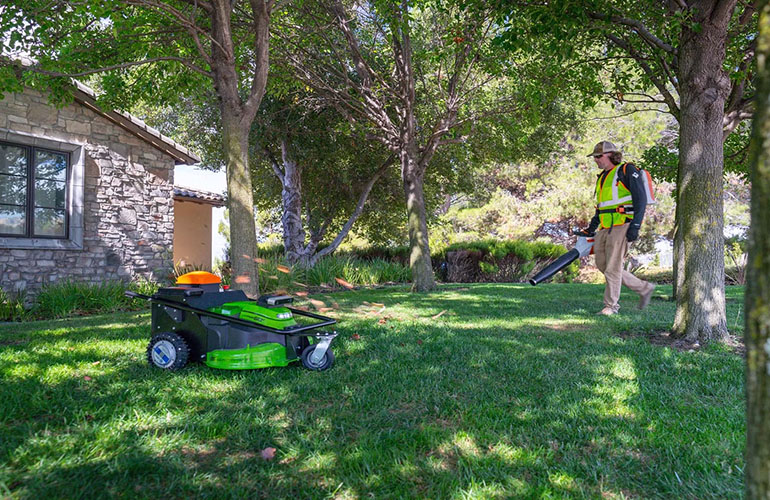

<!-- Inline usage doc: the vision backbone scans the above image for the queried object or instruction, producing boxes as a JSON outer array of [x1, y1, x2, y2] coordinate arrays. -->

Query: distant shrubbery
[[0, 279, 159, 322], [1, 238, 582, 322], [433, 238, 576, 283]]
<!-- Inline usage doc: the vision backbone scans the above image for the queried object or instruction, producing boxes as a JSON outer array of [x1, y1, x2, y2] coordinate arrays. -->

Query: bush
[[0, 288, 28, 322], [437, 238, 576, 283], [257, 255, 412, 293], [33, 278, 160, 320]]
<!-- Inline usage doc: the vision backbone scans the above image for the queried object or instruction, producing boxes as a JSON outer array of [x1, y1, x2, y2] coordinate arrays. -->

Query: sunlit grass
[[0, 284, 745, 498]]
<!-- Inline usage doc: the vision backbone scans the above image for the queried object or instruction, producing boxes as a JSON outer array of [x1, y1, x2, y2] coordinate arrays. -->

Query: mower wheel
[[300, 345, 335, 371], [147, 332, 189, 371]]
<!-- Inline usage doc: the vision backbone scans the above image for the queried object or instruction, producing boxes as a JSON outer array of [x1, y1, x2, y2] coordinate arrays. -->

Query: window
[[0, 141, 69, 238]]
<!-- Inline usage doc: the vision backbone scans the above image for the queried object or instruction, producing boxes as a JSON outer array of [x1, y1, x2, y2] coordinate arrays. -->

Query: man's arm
[[622, 163, 648, 241]]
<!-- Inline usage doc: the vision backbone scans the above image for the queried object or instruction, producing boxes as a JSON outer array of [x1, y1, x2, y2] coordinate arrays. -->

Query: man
[[578, 141, 655, 315]]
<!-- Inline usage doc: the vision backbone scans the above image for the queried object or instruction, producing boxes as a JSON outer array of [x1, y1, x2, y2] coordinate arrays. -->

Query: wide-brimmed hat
[[587, 141, 619, 157]]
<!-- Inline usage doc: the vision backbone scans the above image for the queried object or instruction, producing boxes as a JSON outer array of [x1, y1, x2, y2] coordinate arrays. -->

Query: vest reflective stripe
[[596, 164, 633, 228]]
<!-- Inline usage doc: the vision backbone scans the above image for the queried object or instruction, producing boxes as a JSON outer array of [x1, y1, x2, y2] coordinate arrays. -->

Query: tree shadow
[[0, 284, 744, 498]]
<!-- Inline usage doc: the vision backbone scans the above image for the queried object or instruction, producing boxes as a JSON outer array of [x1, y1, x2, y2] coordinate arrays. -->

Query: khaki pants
[[593, 224, 650, 312]]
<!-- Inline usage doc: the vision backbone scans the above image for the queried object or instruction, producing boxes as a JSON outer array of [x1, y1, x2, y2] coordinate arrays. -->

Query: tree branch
[[605, 33, 680, 120], [312, 154, 396, 262], [589, 12, 676, 54], [21, 57, 212, 78]]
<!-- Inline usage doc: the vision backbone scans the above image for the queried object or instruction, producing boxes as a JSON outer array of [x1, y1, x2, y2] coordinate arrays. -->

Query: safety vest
[[595, 163, 633, 228]]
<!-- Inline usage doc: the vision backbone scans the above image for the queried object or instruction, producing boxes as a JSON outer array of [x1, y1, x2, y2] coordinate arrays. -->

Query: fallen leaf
[[362, 301, 372, 306], [309, 299, 327, 310], [92, 361, 101, 366], [277, 265, 291, 274], [268, 275, 279, 280], [352, 333, 361, 340], [255, 257, 267, 264], [260, 447, 277, 460], [431, 310, 446, 320], [295, 291, 308, 297], [378, 318, 387, 325], [293, 281, 308, 288], [83, 376, 92, 381], [318, 307, 334, 313], [335, 277, 355, 289], [417, 340, 423, 345], [371, 302, 385, 308]]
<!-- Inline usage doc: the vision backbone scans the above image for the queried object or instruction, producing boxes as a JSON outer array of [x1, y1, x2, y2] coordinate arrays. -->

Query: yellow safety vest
[[595, 163, 633, 229]]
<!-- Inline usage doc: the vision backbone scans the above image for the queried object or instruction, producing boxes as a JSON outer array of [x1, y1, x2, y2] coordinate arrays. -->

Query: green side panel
[[208, 301, 297, 330], [205, 343, 296, 370]]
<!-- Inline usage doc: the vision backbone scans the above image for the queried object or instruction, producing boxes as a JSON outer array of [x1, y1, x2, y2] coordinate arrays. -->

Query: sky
[[174, 165, 228, 268]]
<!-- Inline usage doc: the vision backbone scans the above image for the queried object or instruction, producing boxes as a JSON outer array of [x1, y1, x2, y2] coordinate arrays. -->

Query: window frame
[[0, 140, 70, 239]]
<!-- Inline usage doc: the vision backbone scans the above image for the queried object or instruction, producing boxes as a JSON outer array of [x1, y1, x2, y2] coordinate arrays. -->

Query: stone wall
[[0, 88, 175, 296]]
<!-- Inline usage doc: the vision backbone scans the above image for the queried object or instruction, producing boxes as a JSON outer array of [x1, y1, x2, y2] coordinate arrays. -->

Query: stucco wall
[[173, 199, 212, 269], [0, 88, 175, 296]]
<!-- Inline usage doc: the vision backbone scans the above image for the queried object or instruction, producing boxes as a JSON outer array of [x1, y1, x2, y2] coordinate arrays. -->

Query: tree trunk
[[209, 0, 269, 297], [222, 116, 260, 296], [671, 5, 732, 343], [402, 151, 435, 291], [279, 141, 306, 265], [745, 4, 770, 497]]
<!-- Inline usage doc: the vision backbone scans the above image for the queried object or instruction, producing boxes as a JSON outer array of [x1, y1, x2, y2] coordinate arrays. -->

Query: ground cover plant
[[0, 284, 745, 498]]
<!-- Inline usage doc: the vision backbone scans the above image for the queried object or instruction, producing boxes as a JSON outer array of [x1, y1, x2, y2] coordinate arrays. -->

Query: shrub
[[0, 288, 28, 322], [438, 238, 576, 283], [34, 278, 161, 320]]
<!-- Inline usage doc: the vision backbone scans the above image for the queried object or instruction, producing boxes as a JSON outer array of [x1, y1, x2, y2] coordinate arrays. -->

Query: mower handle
[[124, 290, 153, 301]]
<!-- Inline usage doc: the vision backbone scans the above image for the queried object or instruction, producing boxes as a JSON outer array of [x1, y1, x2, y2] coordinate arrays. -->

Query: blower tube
[[529, 234, 594, 286], [529, 249, 580, 286]]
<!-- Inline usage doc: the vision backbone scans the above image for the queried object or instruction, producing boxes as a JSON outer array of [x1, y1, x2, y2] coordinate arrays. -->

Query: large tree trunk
[[222, 116, 260, 296], [402, 151, 435, 291], [210, 0, 269, 297], [671, 3, 733, 343], [279, 141, 306, 265], [745, 4, 770, 497]]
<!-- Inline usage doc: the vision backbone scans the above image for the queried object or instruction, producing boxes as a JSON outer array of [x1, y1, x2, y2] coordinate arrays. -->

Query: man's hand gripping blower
[[529, 229, 595, 286]]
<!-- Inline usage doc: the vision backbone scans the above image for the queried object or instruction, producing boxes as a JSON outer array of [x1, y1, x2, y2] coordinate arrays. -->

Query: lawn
[[0, 284, 746, 499]]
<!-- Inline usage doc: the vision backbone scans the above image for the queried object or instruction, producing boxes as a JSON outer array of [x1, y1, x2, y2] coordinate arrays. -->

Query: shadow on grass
[[0, 285, 744, 498]]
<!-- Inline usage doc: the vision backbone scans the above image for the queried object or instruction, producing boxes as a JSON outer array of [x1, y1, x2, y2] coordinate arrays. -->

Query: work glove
[[626, 224, 640, 242], [573, 228, 595, 237]]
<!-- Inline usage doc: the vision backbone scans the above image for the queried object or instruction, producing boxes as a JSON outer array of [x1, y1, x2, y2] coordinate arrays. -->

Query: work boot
[[596, 307, 617, 316], [638, 283, 656, 310]]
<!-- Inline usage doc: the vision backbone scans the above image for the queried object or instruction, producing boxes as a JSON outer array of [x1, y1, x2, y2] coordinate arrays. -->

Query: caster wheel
[[147, 332, 189, 370], [301, 345, 335, 371]]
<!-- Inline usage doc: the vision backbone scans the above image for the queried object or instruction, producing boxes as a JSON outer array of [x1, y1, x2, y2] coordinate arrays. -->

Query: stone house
[[0, 83, 207, 296]]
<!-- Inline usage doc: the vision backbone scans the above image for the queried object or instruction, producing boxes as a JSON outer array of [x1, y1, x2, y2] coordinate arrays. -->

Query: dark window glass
[[35, 150, 67, 181], [0, 141, 69, 238], [35, 179, 66, 209], [0, 144, 27, 176], [34, 208, 66, 237], [0, 175, 27, 206], [0, 206, 26, 235]]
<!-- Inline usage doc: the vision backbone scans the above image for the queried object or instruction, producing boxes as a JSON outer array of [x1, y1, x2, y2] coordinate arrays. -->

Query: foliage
[[0, 288, 28, 322], [437, 238, 577, 283], [0, 284, 746, 498], [31, 278, 159, 320], [257, 255, 411, 294]]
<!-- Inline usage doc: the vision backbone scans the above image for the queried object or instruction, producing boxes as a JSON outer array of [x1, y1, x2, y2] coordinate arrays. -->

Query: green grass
[[0, 284, 746, 499]]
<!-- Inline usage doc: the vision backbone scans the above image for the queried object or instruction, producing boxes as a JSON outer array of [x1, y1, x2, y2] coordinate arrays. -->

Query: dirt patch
[[0, 338, 28, 347], [617, 330, 745, 356], [544, 322, 591, 332]]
